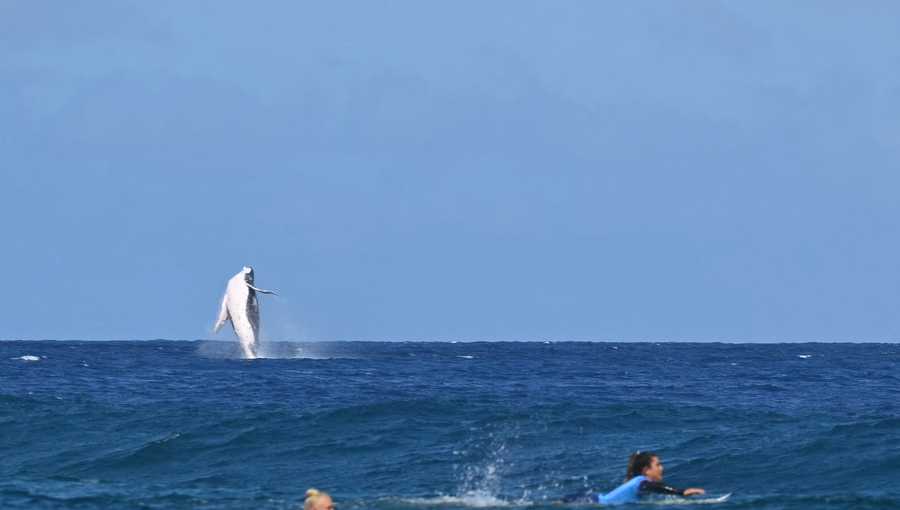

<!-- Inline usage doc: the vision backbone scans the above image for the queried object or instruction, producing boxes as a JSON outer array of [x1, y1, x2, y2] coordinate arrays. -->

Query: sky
[[2, 2, 899, 341]]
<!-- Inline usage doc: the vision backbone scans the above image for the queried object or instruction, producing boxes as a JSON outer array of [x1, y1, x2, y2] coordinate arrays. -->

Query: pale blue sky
[[2, 2, 899, 341]]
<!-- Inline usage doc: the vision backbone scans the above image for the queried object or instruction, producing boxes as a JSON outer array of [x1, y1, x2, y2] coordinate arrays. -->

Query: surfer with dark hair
[[563, 451, 705, 505]]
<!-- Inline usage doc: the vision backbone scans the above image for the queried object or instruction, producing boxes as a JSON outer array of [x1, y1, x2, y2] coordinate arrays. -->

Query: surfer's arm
[[247, 284, 277, 295], [639, 480, 703, 497], [213, 295, 229, 333]]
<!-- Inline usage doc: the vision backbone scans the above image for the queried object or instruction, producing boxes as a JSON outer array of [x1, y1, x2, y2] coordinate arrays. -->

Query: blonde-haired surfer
[[304, 488, 334, 510]]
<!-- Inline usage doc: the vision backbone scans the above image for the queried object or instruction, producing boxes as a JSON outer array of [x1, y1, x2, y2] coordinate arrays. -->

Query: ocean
[[1, 341, 898, 509]]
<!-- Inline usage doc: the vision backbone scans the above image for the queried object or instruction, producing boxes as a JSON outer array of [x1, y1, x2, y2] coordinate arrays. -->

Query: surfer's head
[[625, 451, 662, 481], [304, 488, 334, 510]]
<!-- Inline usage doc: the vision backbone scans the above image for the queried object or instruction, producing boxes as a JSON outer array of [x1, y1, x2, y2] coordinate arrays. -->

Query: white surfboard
[[647, 493, 731, 505]]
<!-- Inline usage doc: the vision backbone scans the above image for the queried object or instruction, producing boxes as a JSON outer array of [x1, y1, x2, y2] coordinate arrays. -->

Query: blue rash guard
[[597, 475, 647, 505], [596, 476, 687, 505]]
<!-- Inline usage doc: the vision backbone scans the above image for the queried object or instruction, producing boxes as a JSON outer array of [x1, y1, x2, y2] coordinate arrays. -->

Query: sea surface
[[1, 341, 898, 510]]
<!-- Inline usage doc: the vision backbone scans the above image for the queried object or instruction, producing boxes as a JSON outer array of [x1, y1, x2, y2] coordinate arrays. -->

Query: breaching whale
[[213, 266, 277, 359]]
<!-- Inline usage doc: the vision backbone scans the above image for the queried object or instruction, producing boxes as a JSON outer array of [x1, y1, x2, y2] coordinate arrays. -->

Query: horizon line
[[2, 338, 898, 344]]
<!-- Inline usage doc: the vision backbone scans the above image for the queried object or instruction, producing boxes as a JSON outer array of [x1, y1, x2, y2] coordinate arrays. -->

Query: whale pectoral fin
[[213, 318, 228, 334], [247, 284, 277, 295], [213, 295, 230, 333]]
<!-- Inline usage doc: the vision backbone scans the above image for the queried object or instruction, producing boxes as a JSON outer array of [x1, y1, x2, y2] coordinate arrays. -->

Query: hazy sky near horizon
[[2, 2, 899, 341]]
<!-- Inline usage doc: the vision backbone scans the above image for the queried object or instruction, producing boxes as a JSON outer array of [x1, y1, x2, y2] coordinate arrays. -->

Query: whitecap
[[399, 493, 516, 508], [797, 354, 813, 359], [457, 355, 475, 359], [16, 355, 40, 362]]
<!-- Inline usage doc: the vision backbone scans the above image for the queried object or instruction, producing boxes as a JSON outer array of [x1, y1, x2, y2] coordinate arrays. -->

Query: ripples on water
[[1, 341, 898, 509]]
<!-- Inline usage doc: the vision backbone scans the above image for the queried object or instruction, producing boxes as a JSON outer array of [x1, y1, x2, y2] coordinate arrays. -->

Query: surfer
[[304, 488, 334, 510], [564, 451, 705, 505]]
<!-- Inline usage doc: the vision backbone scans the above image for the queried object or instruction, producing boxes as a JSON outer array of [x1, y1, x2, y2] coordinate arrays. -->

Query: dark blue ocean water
[[1, 341, 898, 510]]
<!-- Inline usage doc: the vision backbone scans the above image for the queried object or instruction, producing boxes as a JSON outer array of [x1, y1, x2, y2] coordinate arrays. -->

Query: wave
[[195, 340, 354, 360], [396, 493, 521, 508], [0, 478, 290, 510]]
